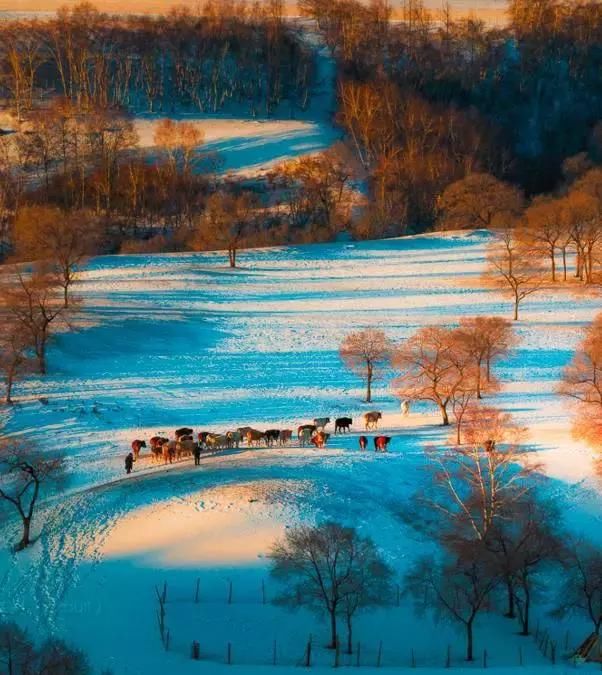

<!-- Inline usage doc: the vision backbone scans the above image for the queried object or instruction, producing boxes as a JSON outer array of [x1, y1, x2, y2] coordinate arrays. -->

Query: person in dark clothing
[[193, 444, 202, 466], [125, 452, 134, 474]]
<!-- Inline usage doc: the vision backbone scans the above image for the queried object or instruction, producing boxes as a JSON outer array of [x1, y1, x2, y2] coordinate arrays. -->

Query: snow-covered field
[[0, 230, 600, 674]]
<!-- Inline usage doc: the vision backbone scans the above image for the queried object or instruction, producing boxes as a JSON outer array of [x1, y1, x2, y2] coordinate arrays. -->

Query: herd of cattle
[[130, 411, 392, 465]]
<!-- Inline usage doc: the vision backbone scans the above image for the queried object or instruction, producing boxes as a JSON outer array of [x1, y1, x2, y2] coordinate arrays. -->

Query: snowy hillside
[[0, 230, 600, 674]]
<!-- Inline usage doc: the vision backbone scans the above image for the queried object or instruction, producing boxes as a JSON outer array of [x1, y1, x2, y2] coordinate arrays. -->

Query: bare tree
[[340, 328, 393, 402], [0, 622, 35, 674], [0, 438, 65, 550], [36, 638, 90, 674], [522, 196, 566, 282], [393, 326, 473, 426], [269, 522, 391, 651], [0, 622, 89, 674], [423, 405, 535, 543], [2, 266, 66, 374], [554, 541, 602, 636], [405, 542, 500, 662], [13, 206, 97, 307], [190, 191, 257, 268], [486, 224, 546, 321], [457, 316, 517, 396], [558, 314, 602, 471], [0, 316, 33, 404], [487, 499, 562, 630], [437, 173, 524, 231]]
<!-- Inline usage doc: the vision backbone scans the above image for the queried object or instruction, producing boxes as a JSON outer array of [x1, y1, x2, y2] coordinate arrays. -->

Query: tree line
[[0, 1, 313, 120], [303, 0, 602, 235]]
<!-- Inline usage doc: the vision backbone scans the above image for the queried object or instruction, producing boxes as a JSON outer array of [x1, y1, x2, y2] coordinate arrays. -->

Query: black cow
[[265, 429, 280, 447], [335, 417, 352, 434], [176, 427, 193, 440]]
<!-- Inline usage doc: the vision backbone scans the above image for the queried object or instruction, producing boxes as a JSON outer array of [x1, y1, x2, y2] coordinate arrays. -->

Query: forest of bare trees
[[0, 2, 313, 119]]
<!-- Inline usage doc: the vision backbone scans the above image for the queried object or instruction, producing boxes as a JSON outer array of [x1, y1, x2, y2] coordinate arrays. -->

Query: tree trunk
[[562, 248, 567, 281], [439, 403, 449, 426], [366, 365, 373, 403], [505, 578, 515, 618], [63, 282, 69, 308], [550, 251, 556, 282], [229, 247, 236, 268], [38, 337, 47, 375], [328, 610, 338, 650], [466, 620, 474, 661], [17, 515, 31, 550], [346, 613, 353, 655], [5, 369, 14, 405], [513, 296, 519, 322], [519, 584, 531, 635]]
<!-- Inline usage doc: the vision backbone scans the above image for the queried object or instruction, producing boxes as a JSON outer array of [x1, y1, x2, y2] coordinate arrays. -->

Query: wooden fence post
[[191, 640, 200, 660]]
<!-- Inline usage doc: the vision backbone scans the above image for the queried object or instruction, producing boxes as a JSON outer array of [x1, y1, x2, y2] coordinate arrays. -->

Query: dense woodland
[[0, 0, 600, 256], [0, 1, 313, 117]]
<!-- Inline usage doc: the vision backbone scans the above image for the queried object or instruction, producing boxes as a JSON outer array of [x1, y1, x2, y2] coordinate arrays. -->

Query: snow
[[0, 229, 600, 674], [133, 20, 340, 178]]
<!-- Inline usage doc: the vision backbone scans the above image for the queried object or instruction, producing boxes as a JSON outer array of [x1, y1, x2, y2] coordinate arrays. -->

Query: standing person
[[125, 452, 134, 475], [193, 443, 201, 466], [401, 400, 410, 417]]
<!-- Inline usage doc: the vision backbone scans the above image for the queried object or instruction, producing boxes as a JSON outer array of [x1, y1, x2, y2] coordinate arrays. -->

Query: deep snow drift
[[0, 231, 600, 674]]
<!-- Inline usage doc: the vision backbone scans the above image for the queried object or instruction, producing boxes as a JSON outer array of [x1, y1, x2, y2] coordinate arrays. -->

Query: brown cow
[[374, 436, 391, 453], [359, 435, 368, 451], [178, 439, 197, 458], [364, 411, 382, 430], [161, 441, 177, 464], [131, 439, 146, 461], [311, 431, 330, 449], [279, 429, 293, 446], [150, 436, 168, 462], [246, 429, 267, 447]]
